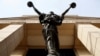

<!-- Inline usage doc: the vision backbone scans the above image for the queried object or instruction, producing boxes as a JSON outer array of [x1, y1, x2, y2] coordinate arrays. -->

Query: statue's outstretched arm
[[61, 2, 76, 20], [27, 1, 41, 15], [61, 7, 71, 20]]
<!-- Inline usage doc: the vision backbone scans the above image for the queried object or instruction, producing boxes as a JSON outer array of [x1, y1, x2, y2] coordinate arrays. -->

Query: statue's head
[[50, 11, 54, 15]]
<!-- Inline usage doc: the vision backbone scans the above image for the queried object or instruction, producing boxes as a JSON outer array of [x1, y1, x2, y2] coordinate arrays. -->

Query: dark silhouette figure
[[27, 1, 76, 56]]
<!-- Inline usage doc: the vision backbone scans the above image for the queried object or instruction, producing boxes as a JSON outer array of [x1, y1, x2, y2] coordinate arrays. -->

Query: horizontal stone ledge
[[0, 24, 23, 42]]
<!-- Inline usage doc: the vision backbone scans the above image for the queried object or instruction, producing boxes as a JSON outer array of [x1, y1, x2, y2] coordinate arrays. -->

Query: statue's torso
[[39, 13, 62, 34], [39, 13, 62, 26]]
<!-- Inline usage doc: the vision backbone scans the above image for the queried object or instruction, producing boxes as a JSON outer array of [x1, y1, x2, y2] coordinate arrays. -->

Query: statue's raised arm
[[61, 2, 76, 20], [27, 1, 41, 15]]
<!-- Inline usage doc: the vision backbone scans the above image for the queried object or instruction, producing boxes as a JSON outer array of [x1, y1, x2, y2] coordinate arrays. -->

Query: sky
[[0, 0, 100, 18]]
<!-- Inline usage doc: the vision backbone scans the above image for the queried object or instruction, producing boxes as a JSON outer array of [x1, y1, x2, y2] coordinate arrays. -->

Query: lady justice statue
[[27, 1, 76, 56]]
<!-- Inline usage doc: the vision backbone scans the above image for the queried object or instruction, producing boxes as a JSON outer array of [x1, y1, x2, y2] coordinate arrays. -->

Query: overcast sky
[[0, 0, 100, 18]]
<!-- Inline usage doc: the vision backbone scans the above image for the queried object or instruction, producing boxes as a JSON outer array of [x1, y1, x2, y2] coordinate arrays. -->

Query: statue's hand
[[70, 2, 76, 8], [27, 1, 35, 8]]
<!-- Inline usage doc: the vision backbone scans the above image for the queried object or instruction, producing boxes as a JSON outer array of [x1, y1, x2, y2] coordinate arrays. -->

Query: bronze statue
[[27, 1, 76, 56]]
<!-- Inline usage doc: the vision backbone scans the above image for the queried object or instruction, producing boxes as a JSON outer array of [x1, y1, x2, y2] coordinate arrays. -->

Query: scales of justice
[[27, 1, 76, 56]]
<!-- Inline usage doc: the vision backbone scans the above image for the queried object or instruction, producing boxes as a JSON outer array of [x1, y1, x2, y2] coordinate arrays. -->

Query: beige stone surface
[[77, 24, 100, 56], [10, 49, 26, 56], [0, 24, 24, 56], [75, 48, 93, 56]]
